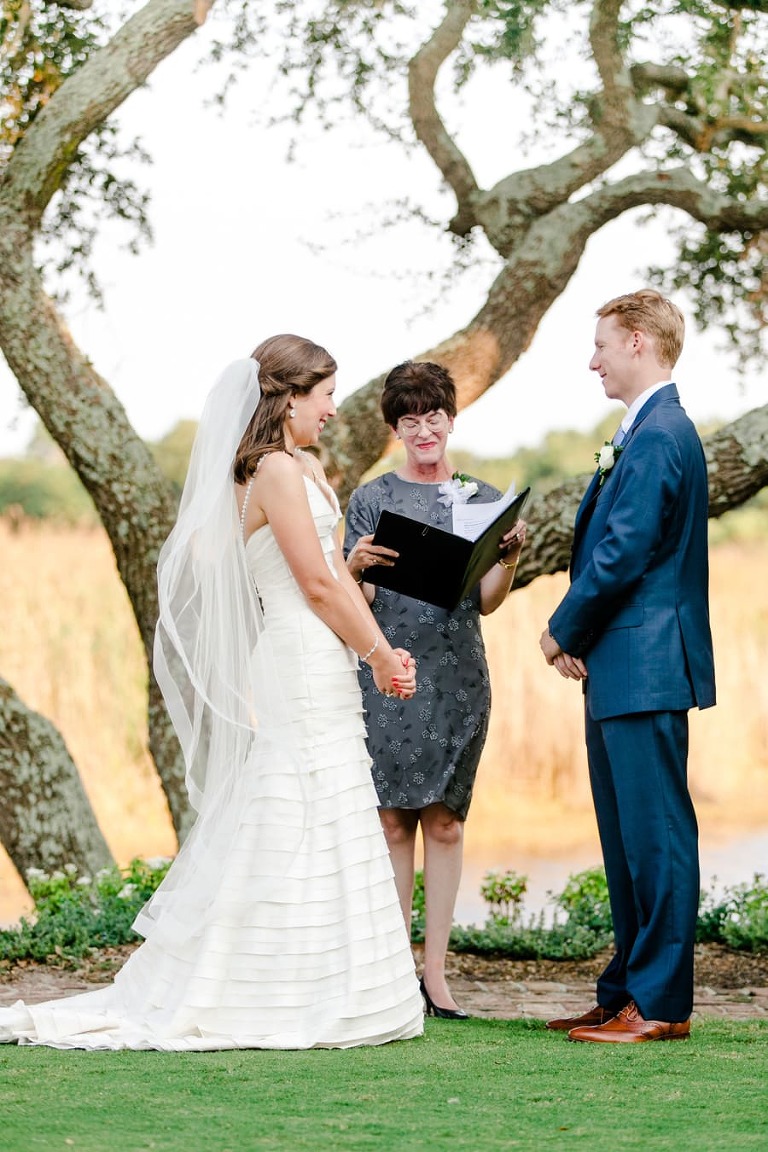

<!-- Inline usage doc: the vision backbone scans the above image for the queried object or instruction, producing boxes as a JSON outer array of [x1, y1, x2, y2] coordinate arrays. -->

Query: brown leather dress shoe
[[546, 1004, 616, 1032], [568, 1000, 691, 1043]]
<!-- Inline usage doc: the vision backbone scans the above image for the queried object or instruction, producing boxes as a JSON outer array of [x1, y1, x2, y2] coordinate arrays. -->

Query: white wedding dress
[[0, 478, 423, 1050]]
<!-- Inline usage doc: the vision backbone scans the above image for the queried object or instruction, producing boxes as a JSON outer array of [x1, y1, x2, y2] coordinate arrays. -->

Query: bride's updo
[[234, 334, 337, 483]]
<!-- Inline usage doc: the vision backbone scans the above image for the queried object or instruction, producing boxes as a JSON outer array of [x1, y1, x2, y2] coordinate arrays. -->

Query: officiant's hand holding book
[[364, 485, 531, 611]]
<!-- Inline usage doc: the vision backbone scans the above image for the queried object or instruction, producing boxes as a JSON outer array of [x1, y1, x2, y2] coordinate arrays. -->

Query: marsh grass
[[0, 523, 767, 919], [2, 1019, 767, 1151]]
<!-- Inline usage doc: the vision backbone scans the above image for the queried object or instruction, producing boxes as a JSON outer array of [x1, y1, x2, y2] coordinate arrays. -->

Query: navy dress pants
[[585, 707, 699, 1022]]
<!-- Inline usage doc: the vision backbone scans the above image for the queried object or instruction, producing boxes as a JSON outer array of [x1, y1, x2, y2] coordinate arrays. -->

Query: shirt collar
[[621, 380, 673, 436]]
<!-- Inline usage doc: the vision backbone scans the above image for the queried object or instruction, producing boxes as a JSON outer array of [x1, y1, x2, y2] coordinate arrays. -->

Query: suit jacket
[[549, 384, 716, 721]]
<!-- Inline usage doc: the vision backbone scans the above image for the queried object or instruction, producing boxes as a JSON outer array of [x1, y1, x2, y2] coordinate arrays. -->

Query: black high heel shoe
[[419, 976, 469, 1020]]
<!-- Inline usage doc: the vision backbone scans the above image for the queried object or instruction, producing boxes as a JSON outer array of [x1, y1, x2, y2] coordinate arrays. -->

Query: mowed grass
[[2, 1018, 767, 1151]]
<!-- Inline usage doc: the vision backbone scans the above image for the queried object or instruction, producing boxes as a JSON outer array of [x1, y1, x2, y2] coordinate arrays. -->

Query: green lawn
[[3, 1018, 767, 1151]]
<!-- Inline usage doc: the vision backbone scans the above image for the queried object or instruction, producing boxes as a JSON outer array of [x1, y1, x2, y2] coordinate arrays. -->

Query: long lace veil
[[135, 359, 268, 942]]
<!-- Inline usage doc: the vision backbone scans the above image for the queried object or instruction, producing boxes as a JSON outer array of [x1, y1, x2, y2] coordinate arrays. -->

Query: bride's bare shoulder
[[254, 450, 301, 480]]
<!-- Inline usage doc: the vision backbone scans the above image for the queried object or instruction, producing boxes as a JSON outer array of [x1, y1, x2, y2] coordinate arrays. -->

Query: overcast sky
[[0, 17, 763, 461]]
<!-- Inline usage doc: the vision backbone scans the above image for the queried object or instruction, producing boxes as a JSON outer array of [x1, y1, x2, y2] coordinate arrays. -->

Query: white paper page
[[451, 481, 518, 541]]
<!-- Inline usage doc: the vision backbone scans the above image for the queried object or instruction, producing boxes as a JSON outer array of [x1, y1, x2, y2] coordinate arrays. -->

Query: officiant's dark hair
[[380, 361, 457, 429]]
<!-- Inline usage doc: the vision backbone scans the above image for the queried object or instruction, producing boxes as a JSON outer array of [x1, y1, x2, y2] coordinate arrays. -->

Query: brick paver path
[[1, 968, 766, 1022]]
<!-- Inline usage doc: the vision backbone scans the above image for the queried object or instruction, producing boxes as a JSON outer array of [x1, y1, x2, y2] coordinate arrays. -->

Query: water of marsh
[[453, 827, 768, 927]]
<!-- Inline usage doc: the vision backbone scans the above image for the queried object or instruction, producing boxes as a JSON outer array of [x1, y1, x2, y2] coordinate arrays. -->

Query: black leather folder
[[364, 487, 530, 611]]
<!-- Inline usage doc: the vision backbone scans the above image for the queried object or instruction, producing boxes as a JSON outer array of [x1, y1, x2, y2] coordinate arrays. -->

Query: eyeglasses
[[397, 411, 449, 435]]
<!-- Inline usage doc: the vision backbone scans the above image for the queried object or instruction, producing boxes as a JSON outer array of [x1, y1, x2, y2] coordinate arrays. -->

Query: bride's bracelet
[[361, 637, 379, 663]]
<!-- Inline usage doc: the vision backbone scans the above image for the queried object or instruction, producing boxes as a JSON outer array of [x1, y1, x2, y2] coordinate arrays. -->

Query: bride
[[0, 335, 424, 1050]]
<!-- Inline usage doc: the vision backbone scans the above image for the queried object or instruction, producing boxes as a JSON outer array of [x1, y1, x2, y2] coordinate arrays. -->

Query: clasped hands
[[539, 629, 588, 681], [371, 647, 416, 700]]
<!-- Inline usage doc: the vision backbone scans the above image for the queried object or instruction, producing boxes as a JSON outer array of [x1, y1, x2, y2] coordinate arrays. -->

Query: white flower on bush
[[76, 876, 92, 887], [145, 856, 172, 870], [118, 883, 138, 900], [25, 867, 48, 881]]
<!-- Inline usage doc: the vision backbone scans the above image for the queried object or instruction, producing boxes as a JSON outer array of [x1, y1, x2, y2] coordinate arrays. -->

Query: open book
[[364, 485, 530, 611], [451, 480, 521, 541]]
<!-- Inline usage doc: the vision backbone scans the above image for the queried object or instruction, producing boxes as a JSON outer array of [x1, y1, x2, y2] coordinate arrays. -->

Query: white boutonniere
[[437, 471, 479, 506], [594, 442, 623, 487]]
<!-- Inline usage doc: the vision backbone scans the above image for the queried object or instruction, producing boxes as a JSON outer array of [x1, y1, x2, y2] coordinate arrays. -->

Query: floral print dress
[[344, 472, 501, 819]]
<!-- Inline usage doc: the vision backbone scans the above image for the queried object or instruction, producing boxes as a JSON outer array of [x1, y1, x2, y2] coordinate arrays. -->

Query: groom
[[539, 289, 716, 1043]]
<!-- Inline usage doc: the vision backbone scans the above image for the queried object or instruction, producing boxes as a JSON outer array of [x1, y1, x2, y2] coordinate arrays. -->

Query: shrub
[[480, 869, 527, 925], [450, 866, 614, 960], [0, 858, 171, 965], [696, 878, 732, 944], [551, 866, 613, 936], [719, 874, 768, 952], [411, 868, 426, 943]]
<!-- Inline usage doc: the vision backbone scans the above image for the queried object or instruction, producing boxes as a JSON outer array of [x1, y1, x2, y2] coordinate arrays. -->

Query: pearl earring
[[289, 405, 296, 419]]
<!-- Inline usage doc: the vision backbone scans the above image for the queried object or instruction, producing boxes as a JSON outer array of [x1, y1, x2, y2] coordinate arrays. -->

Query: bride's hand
[[392, 648, 416, 699], [371, 647, 416, 700]]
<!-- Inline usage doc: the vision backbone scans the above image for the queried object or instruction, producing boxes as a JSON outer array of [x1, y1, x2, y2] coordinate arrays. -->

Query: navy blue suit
[[549, 384, 715, 1021]]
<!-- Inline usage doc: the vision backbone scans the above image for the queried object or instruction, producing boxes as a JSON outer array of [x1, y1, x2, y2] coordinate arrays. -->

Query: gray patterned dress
[[344, 472, 501, 820]]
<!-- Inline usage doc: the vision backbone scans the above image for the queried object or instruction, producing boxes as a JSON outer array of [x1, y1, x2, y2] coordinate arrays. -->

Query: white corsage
[[594, 442, 623, 487], [437, 471, 479, 506]]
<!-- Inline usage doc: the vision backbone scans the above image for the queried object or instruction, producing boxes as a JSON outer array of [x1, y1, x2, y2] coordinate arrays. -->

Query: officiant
[[344, 360, 527, 1020]]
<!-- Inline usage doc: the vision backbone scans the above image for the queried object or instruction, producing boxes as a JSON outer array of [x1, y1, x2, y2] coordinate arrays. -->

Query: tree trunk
[[0, 1, 217, 840], [0, 679, 114, 882]]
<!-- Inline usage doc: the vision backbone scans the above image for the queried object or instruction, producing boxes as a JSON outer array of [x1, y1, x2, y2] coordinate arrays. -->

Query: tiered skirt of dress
[[0, 489, 423, 1050]]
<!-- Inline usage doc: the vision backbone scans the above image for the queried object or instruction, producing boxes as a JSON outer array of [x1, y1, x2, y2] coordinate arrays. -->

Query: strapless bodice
[[245, 477, 341, 616]]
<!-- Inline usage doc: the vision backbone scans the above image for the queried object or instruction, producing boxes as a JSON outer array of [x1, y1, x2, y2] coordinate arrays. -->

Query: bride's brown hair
[[233, 334, 337, 483]]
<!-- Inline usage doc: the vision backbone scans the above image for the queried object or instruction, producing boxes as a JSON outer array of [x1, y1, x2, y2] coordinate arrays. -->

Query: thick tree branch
[[581, 167, 768, 232], [0, 0, 216, 228], [659, 106, 768, 152], [476, 5, 659, 255], [589, 0, 633, 108], [408, 0, 479, 235], [630, 61, 690, 96]]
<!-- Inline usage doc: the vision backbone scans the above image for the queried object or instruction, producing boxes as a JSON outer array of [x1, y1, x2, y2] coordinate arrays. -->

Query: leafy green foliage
[[0, 0, 104, 158], [0, 456, 96, 522], [449, 917, 612, 959], [446, 866, 768, 959], [551, 865, 613, 936], [698, 873, 768, 951], [148, 419, 197, 494], [410, 867, 426, 941], [2, 859, 765, 966], [479, 868, 527, 924], [0, 416, 195, 520], [449, 864, 615, 959], [1, 1, 152, 300], [0, 857, 171, 964]]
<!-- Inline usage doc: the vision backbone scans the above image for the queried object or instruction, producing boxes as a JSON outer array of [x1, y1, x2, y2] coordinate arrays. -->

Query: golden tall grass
[[0, 521, 766, 921]]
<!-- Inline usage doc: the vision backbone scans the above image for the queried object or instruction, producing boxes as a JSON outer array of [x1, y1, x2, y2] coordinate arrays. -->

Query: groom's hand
[[539, 628, 588, 681], [539, 627, 561, 664]]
